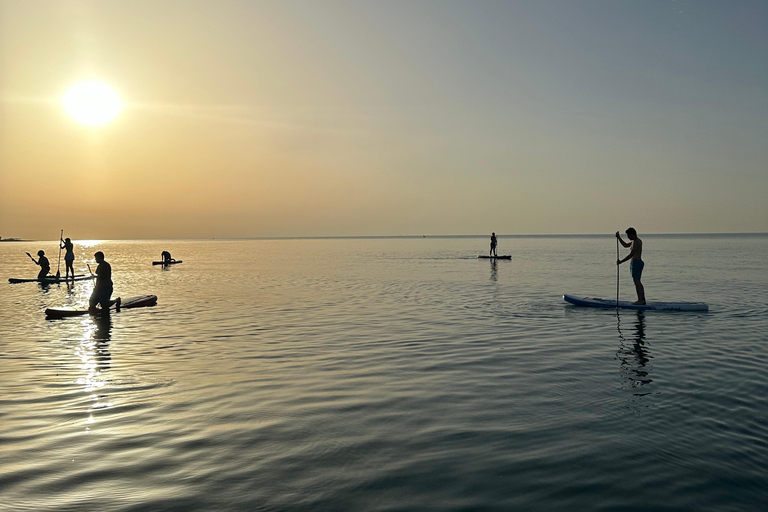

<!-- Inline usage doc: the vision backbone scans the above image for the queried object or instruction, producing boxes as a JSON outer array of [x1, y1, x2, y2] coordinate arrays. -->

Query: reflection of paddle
[[56, 229, 63, 278]]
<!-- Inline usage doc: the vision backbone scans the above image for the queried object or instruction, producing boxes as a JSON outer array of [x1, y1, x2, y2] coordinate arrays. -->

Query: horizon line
[[4, 232, 767, 242]]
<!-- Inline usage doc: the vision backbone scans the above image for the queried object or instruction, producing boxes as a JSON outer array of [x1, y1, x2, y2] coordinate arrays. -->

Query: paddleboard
[[152, 260, 183, 265], [45, 295, 158, 319], [563, 294, 708, 311], [9, 274, 95, 284], [478, 255, 511, 260]]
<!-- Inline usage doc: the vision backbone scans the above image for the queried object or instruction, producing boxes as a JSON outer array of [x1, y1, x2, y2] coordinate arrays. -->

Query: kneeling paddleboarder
[[616, 227, 645, 305], [27, 250, 51, 279], [90, 251, 119, 313]]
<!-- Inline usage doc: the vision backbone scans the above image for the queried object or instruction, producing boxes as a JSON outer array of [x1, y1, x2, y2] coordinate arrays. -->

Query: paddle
[[25, 251, 36, 263], [56, 229, 63, 278]]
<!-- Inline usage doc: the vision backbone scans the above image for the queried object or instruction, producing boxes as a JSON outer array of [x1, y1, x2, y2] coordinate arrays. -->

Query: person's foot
[[633, 300, 646, 305], [115, 297, 121, 311]]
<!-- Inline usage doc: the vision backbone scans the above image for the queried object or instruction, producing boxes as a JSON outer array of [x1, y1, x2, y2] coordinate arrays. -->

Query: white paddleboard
[[563, 294, 708, 311]]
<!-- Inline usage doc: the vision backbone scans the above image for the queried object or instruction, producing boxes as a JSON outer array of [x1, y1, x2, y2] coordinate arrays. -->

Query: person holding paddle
[[490, 233, 498, 257], [27, 250, 51, 280], [89, 251, 119, 313], [616, 227, 645, 305], [60, 237, 75, 279]]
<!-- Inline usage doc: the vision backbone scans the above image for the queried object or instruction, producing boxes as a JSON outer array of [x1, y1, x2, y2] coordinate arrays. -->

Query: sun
[[62, 81, 122, 126]]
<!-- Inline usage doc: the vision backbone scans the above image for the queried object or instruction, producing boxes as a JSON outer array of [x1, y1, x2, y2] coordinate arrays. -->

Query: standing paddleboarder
[[490, 232, 498, 257], [616, 228, 646, 305], [89, 251, 119, 313], [61, 237, 75, 279]]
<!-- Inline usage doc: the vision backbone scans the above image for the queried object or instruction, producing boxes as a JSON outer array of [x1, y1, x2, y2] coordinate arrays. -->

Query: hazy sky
[[1, 0, 766, 238]]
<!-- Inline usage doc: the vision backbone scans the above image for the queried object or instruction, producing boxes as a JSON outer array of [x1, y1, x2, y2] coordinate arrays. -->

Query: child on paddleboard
[[616, 227, 646, 305]]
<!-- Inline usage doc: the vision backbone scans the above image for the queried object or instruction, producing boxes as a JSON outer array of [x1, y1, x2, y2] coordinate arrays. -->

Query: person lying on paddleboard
[[490, 232, 498, 257], [161, 250, 175, 263], [61, 237, 75, 279], [616, 227, 646, 305], [89, 251, 119, 313], [29, 250, 51, 279]]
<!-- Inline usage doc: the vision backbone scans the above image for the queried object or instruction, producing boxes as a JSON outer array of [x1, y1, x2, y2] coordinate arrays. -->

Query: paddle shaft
[[56, 229, 63, 278]]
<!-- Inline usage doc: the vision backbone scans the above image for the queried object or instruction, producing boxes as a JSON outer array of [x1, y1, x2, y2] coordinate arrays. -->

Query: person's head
[[37, 250, 45, 257], [492, 232, 496, 236], [94, 251, 105, 262], [65, 238, 71, 243], [625, 227, 637, 240]]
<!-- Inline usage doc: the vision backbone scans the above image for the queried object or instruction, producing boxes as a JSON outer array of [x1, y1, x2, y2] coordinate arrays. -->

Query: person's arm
[[615, 232, 631, 248]]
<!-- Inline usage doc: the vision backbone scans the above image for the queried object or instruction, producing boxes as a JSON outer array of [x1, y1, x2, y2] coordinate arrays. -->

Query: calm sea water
[[1, 235, 767, 511]]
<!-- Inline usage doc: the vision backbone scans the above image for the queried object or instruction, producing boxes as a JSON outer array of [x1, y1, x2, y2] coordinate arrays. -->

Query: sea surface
[[1, 235, 767, 511]]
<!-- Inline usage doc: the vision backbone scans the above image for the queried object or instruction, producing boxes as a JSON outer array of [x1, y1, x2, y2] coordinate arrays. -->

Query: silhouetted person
[[617, 227, 646, 305], [161, 250, 174, 263], [30, 250, 50, 279], [61, 237, 75, 279], [89, 251, 119, 314], [490, 232, 498, 257]]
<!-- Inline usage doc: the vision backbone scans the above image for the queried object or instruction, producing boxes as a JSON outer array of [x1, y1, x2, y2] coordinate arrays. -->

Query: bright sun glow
[[63, 81, 122, 126]]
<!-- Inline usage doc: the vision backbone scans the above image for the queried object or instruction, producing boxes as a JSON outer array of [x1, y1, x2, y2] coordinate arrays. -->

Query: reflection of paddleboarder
[[61, 237, 75, 279], [616, 227, 645, 305], [27, 250, 51, 279], [89, 251, 119, 313], [490, 232, 497, 257]]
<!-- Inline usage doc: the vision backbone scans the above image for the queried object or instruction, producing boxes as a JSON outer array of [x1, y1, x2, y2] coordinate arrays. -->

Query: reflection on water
[[617, 310, 653, 397], [76, 315, 113, 432], [1, 237, 767, 511]]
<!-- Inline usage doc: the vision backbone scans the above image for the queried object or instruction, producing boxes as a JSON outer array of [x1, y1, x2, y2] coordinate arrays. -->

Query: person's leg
[[89, 289, 100, 313], [100, 286, 113, 312], [633, 277, 646, 304]]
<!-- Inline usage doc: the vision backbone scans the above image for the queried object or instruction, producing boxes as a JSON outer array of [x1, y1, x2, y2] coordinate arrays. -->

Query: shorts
[[630, 260, 644, 279], [65, 253, 75, 263], [90, 286, 113, 310]]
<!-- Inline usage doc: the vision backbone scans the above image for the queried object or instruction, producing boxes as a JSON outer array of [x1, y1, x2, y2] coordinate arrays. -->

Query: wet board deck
[[152, 260, 183, 265], [45, 295, 158, 319], [9, 274, 96, 284], [563, 294, 708, 311], [478, 255, 511, 260]]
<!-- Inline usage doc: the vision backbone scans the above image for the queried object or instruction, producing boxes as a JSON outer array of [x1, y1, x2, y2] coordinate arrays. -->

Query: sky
[[1, 0, 766, 239]]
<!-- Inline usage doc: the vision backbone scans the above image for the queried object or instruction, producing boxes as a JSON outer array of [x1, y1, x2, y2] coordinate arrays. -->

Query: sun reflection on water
[[75, 316, 113, 432]]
